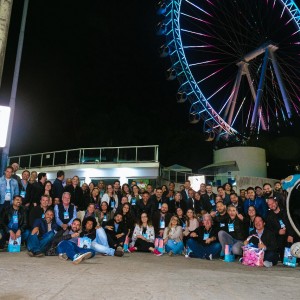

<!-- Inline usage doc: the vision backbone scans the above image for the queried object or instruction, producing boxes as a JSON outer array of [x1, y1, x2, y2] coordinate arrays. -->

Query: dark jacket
[[64, 185, 84, 210], [136, 199, 155, 219], [80, 229, 96, 240], [249, 228, 278, 252], [152, 211, 172, 235], [191, 225, 219, 245], [52, 178, 64, 201], [0, 205, 28, 233], [105, 219, 128, 238], [224, 216, 245, 241], [29, 206, 47, 228], [151, 196, 170, 212], [169, 199, 187, 214], [213, 212, 229, 232], [32, 218, 58, 238], [30, 181, 45, 206]]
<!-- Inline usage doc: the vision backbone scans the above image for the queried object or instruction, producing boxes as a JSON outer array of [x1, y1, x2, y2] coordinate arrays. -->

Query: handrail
[[8, 145, 159, 169]]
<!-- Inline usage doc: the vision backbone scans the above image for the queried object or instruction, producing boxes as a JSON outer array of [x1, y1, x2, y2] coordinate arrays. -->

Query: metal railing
[[8, 145, 159, 169]]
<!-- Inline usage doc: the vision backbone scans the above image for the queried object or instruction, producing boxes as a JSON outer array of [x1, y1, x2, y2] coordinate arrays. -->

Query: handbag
[[242, 235, 264, 267]]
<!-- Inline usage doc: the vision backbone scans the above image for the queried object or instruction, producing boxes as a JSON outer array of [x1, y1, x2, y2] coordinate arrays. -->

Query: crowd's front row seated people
[[0, 195, 30, 249], [183, 209, 200, 246], [27, 209, 58, 257], [218, 205, 245, 257], [128, 213, 161, 255], [187, 214, 221, 260], [245, 216, 278, 268], [104, 212, 127, 250], [54, 192, 77, 230], [55, 218, 95, 264], [163, 216, 184, 256]]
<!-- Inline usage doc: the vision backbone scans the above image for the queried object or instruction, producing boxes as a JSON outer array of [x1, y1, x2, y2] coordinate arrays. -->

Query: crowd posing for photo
[[0, 165, 299, 267]]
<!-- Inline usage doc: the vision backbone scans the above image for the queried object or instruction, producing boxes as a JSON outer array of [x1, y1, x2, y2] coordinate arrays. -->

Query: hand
[[62, 224, 68, 230], [287, 236, 294, 243], [205, 238, 212, 244], [244, 240, 249, 246], [258, 241, 266, 249], [25, 203, 30, 207], [33, 203, 37, 207], [190, 232, 197, 238], [210, 211, 216, 217], [116, 234, 123, 239], [237, 214, 244, 221], [137, 235, 144, 240], [279, 228, 286, 235], [106, 226, 113, 231], [71, 232, 79, 238], [159, 230, 164, 237], [15, 230, 21, 238], [163, 238, 168, 245], [9, 231, 16, 240]]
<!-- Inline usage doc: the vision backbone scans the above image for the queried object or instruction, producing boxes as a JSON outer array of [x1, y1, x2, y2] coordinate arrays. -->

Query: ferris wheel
[[157, 0, 300, 142]]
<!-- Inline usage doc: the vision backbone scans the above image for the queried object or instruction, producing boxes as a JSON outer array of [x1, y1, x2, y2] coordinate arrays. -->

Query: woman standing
[[44, 180, 53, 207], [163, 216, 184, 256], [101, 184, 118, 213]]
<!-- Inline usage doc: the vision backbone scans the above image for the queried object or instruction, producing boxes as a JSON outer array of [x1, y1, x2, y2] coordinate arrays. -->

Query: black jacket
[[249, 228, 278, 252], [152, 211, 172, 235], [0, 205, 28, 233], [30, 181, 45, 206], [191, 225, 219, 245], [64, 185, 84, 210], [136, 199, 155, 219]]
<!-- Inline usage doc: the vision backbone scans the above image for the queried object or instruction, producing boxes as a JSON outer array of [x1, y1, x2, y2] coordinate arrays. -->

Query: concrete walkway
[[0, 252, 299, 300]]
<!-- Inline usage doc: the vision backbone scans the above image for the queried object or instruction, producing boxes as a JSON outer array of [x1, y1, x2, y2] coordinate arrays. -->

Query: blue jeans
[[165, 240, 184, 254], [27, 231, 55, 253], [57, 240, 95, 261], [187, 239, 222, 259], [0, 228, 30, 247], [91, 228, 115, 256]]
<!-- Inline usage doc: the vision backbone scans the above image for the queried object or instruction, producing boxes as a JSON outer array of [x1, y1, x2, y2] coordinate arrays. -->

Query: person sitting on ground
[[104, 212, 127, 250], [0, 195, 30, 249], [187, 213, 221, 260], [152, 203, 172, 238], [128, 213, 161, 255], [27, 209, 58, 257], [163, 216, 184, 256], [54, 192, 77, 230], [81, 216, 97, 241], [218, 205, 245, 257], [244, 216, 278, 267], [29, 194, 50, 229], [118, 203, 135, 238], [55, 218, 95, 264]]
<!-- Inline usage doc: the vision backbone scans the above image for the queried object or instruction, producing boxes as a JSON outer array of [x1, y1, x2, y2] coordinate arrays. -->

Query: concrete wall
[[214, 146, 267, 178]]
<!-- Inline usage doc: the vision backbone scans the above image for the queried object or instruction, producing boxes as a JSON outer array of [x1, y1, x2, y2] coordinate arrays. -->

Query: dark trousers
[[264, 250, 279, 265], [135, 238, 154, 252]]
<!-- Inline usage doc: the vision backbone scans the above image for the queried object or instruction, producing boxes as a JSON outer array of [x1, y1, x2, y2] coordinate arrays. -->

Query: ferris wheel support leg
[[244, 66, 267, 131], [269, 50, 293, 120], [250, 48, 269, 132]]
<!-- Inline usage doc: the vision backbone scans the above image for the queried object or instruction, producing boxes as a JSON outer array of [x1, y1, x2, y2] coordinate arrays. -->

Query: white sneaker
[[263, 260, 273, 268], [72, 252, 92, 265], [58, 253, 68, 261]]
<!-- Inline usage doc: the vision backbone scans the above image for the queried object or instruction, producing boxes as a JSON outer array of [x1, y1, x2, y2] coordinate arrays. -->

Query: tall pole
[[0, 0, 29, 175], [0, 0, 13, 86]]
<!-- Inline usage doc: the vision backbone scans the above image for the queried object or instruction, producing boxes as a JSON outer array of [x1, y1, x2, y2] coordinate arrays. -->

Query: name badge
[[182, 223, 186, 230], [158, 203, 162, 210], [42, 214, 45, 219], [203, 233, 209, 240], [220, 223, 225, 227], [131, 198, 136, 205], [63, 211, 69, 220], [160, 220, 165, 229], [103, 214, 107, 222], [279, 219, 285, 229], [20, 191, 26, 198], [13, 215, 18, 224], [169, 197, 174, 201], [142, 233, 148, 239], [228, 223, 235, 232], [249, 227, 254, 234], [210, 199, 215, 206], [110, 201, 115, 208]]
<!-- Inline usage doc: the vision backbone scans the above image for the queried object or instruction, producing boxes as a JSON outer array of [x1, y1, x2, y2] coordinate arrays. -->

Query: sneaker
[[58, 253, 68, 261], [153, 249, 162, 256], [263, 260, 273, 268], [128, 247, 136, 253], [205, 254, 213, 260], [72, 252, 92, 265], [114, 250, 124, 257], [27, 251, 34, 257], [168, 251, 173, 257], [34, 251, 44, 257]]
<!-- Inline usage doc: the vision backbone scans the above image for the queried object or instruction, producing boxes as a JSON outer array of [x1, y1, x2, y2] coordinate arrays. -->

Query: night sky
[[0, 0, 299, 179]]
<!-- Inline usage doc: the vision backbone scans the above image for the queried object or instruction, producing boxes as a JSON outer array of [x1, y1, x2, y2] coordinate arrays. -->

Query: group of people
[[0, 165, 298, 267]]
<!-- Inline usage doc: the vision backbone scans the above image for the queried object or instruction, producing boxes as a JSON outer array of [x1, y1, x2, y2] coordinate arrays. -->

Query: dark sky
[[0, 0, 299, 178]]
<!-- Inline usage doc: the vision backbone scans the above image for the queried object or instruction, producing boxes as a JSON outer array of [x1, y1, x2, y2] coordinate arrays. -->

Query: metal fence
[[8, 145, 159, 169]]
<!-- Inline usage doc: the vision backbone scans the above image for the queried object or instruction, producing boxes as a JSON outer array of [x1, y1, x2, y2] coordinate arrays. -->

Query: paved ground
[[0, 251, 299, 300]]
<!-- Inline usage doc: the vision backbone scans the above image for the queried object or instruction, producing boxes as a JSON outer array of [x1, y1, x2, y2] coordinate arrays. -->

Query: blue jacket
[[0, 176, 19, 205]]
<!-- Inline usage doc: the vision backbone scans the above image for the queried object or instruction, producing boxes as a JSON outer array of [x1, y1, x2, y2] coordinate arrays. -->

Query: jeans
[[0, 228, 30, 248], [91, 228, 115, 256], [27, 231, 55, 253], [57, 240, 95, 261], [165, 240, 184, 255], [218, 230, 243, 255], [187, 239, 222, 259]]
